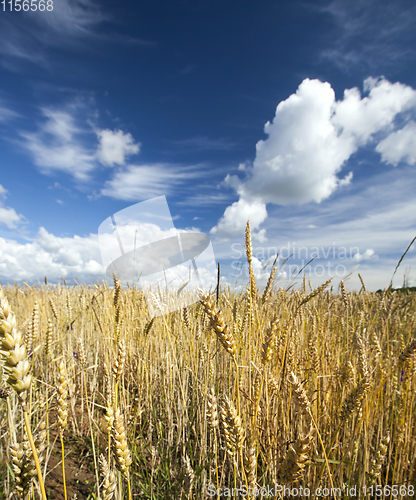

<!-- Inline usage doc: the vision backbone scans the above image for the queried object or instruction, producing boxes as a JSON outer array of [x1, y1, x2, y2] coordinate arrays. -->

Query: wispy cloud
[[176, 192, 235, 206], [0, 0, 154, 70], [319, 0, 416, 71], [18, 103, 205, 200], [0, 0, 105, 67], [100, 163, 205, 201], [0, 101, 19, 122], [37, 0, 107, 36], [20, 108, 96, 180]]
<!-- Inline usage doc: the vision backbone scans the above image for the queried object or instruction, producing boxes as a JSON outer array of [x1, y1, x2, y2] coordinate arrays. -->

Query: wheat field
[[1, 223, 416, 499]]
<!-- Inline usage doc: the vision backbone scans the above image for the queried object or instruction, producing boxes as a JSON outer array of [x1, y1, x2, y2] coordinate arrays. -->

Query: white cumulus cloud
[[210, 198, 267, 239], [376, 120, 416, 166], [353, 248, 375, 262], [96, 129, 140, 167], [0, 184, 24, 229], [0, 227, 104, 283], [0, 207, 23, 229], [333, 76, 416, 144], [212, 77, 416, 239]]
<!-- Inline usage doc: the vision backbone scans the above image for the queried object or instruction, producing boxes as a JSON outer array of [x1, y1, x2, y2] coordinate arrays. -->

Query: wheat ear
[[100, 453, 117, 500], [340, 280, 348, 308], [57, 360, 69, 500], [279, 431, 313, 484], [398, 338, 416, 364], [261, 316, 279, 365], [76, 337, 87, 368], [340, 379, 370, 422], [198, 291, 236, 359], [112, 408, 132, 478], [49, 297, 58, 320], [183, 454, 195, 496], [113, 339, 126, 384], [290, 371, 312, 417], [299, 278, 332, 307], [0, 287, 47, 500], [368, 432, 390, 485], [220, 395, 245, 457], [262, 267, 277, 305], [245, 221, 257, 300], [207, 387, 219, 430], [244, 438, 257, 490]]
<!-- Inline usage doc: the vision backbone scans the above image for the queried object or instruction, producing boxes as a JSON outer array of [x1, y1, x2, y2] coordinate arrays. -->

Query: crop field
[[1, 226, 416, 499]]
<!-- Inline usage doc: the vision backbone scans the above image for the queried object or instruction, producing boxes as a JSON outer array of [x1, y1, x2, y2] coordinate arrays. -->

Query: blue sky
[[1, 0, 416, 291]]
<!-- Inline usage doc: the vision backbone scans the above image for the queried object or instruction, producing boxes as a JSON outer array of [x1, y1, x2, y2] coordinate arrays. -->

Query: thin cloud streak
[[19, 108, 96, 180], [100, 163, 207, 201], [319, 0, 416, 71], [0, 0, 154, 69]]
